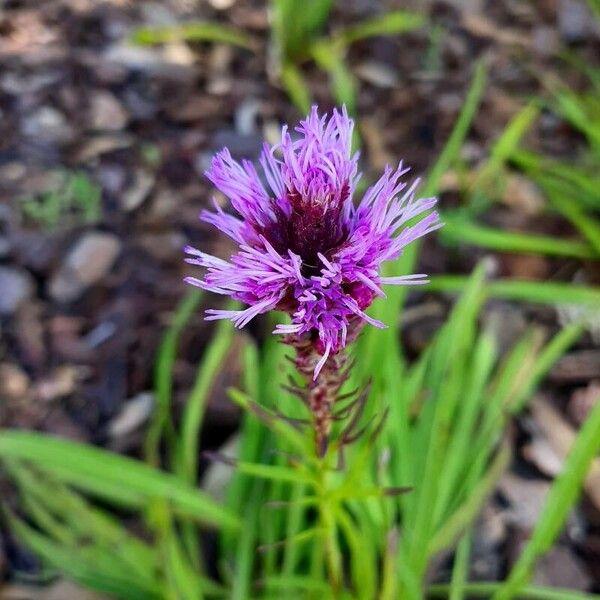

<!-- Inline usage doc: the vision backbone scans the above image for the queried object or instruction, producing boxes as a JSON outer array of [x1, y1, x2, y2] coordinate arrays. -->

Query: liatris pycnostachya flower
[[185, 106, 441, 456]]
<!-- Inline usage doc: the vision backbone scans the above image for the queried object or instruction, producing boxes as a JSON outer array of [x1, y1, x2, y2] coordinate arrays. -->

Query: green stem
[[316, 456, 342, 596]]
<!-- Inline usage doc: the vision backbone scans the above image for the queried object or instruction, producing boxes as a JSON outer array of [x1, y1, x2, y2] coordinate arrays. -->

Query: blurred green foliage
[[3, 4, 600, 599], [1, 270, 598, 599], [20, 170, 101, 230], [131, 2, 424, 116]]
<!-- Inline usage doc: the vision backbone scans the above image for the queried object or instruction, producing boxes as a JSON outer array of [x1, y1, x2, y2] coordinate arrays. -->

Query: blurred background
[[1, 0, 600, 598]]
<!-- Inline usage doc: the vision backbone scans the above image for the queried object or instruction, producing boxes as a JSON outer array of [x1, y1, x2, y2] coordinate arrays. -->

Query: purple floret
[[185, 106, 441, 377]]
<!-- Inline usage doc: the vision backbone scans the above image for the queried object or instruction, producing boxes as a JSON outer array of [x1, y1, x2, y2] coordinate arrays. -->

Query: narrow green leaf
[[440, 214, 598, 259], [177, 315, 236, 483], [429, 582, 600, 600], [261, 575, 331, 594], [423, 60, 487, 197], [542, 181, 600, 254], [280, 62, 313, 114], [336, 11, 425, 45], [488, 103, 539, 171], [449, 531, 472, 600], [227, 388, 311, 457], [492, 394, 600, 600], [4, 511, 160, 600], [234, 461, 315, 484], [131, 22, 253, 49], [4, 460, 156, 581], [272, 0, 333, 62], [427, 275, 600, 305], [146, 289, 202, 467], [311, 40, 356, 113], [0, 432, 239, 530], [429, 440, 511, 555]]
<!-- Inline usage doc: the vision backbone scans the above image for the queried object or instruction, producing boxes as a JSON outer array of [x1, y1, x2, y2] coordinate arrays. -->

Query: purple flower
[[185, 107, 441, 377]]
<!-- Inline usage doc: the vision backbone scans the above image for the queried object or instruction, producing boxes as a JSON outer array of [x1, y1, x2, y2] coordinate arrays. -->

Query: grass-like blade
[[311, 40, 356, 114], [336, 11, 425, 45], [492, 393, 600, 600], [177, 314, 236, 483], [280, 62, 313, 114], [146, 289, 202, 467], [427, 275, 600, 305], [271, 0, 333, 62], [4, 510, 160, 600], [440, 214, 598, 259], [131, 21, 253, 49], [0, 431, 239, 530], [449, 530, 472, 600], [429, 582, 600, 600], [422, 60, 487, 197]]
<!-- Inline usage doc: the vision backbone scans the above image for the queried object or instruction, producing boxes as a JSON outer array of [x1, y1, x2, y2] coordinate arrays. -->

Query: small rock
[[484, 305, 528, 355], [438, 92, 466, 115], [530, 397, 600, 513], [534, 545, 592, 591], [108, 392, 154, 438], [163, 42, 196, 66], [22, 106, 74, 145], [460, 141, 486, 164], [557, 281, 600, 343], [501, 253, 549, 280], [13, 301, 46, 369], [122, 88, 158, 120], [77, 49, 129, 84], [0, 267, 35, 316], [360, 116, 395, 171], [85, 320, 118, 348], [34, 366, 80, 403], [207, 75, 234, 95], [49, 232, 121, 303], [0, 363, 30, 400], [568, 381, 600, 426], [76, 134, 134, 161], [165, 95, 221, 122], [89, 91, 129, 131], [532, 25, 561, 57], [498, 472, 551, 530], [49, 315, 96, 362], [103, 43, 195, 80], [0, 71, 62, 95], [522, 433, 564, 477], [0, 236, 10, 258], [208, 44, 234, 73], [462, 14, 531, 46], [235, 98, 261, 135], [14, 230, 62, 272], [471, 504, 506, 581], [263, 119, 283, 146], [502, 174, 546, 215], [201, 434, 240, 503], [97, 164, 127, 195], [558, 0, 591, 42], [0, 161, 27, 182], [210, 0, 236, 8], [138, 231, 186, 262], [147, 186, 177, 222], [140, 3, 178, 25], [355, 61, 398, 88], [550, 350, 600, 383], [121, 170, 154, 211], [211, 129, 263, 159]]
